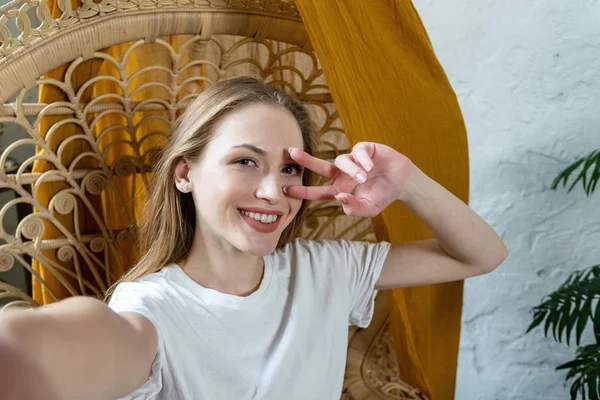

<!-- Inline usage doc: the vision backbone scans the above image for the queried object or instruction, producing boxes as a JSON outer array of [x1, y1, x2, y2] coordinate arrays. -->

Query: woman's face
[[184, 102, 306, 256]]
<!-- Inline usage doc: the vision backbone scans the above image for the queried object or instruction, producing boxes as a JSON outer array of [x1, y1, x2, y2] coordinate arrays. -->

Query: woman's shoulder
[[278, 237, 385, 253], [276, 237, 343, 255], [273, 238, 389, 265]]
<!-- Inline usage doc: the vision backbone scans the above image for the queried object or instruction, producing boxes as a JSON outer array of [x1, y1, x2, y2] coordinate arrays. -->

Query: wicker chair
[[0, 1, 427, 398]]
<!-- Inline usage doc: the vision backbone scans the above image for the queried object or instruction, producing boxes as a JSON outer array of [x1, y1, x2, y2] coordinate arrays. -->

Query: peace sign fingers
[[284, 184, 337, 201], [288, 147, 338, 180]]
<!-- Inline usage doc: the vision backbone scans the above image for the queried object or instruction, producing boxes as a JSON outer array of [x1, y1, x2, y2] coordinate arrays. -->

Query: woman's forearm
[[399, 163, 508, 271]]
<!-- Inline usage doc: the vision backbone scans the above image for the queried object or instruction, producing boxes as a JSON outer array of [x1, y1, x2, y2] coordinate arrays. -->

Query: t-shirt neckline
[[169, 254, 273, 309]]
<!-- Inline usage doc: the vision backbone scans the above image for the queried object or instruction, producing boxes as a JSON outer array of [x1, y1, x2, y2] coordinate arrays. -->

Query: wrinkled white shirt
[[108, 238, 391, 400]]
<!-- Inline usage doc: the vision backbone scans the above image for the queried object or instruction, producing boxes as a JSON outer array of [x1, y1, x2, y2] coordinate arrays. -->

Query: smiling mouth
[[238, 209, 280, 224], [237, 209, 283, 233]]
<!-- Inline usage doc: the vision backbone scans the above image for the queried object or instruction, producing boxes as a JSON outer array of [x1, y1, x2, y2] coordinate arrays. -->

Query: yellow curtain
[[295, 1, 468, 399]]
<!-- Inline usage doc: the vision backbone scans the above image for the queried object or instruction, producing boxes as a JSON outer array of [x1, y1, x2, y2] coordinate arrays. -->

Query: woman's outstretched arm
[[0, 296, 157, 400]]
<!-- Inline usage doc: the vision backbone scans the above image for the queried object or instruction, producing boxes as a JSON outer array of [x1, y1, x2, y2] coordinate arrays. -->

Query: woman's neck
[[178, 231, 265, 297]]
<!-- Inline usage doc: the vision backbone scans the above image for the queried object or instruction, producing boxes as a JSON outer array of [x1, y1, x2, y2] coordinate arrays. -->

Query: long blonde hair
[[104, 76, 318, 299]]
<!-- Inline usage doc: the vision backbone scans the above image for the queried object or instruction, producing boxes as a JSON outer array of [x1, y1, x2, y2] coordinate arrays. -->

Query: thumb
[[334, 193, 364, 217]]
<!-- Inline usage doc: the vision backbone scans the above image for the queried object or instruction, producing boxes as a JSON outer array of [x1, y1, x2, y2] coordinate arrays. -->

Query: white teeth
[[239, 209, 279, 224]]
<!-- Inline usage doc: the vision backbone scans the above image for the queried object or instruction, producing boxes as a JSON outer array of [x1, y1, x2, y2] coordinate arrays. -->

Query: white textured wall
[[411, 0, 600, 399]]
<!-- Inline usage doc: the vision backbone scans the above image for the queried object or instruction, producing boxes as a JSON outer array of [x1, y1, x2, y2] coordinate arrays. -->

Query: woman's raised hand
[[286, 142, 413, 218]]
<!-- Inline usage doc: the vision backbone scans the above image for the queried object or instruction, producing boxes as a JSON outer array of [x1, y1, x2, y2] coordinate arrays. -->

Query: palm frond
[[557, 344, 600, 400], [551, 150, 600, 196], [527, 265, 600, 346]]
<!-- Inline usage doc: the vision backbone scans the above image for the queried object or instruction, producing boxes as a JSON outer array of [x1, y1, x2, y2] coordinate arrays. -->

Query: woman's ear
[[174, 158, 192, 193]]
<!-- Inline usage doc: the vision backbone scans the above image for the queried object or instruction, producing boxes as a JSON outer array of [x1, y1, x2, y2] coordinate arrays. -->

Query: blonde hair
[[105, 76, 318, 299]]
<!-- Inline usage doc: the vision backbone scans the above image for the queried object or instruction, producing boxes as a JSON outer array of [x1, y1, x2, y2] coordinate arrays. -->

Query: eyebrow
[[230, 144, 296, 161], [231, 144, 267, 156]]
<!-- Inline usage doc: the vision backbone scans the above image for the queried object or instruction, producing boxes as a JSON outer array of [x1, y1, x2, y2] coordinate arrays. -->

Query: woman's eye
[[235, 158, 257, 167], [282, 164, 303, 176]]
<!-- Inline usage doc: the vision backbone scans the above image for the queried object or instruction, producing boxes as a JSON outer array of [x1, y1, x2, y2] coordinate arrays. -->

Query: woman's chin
[[238, 236, 280, 257]]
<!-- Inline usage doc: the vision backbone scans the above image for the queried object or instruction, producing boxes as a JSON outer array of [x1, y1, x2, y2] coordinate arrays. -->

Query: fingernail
[[336, 195, 348, 205], [365, 163, 374, 172], [355, 172, 367, 183], [288, 147, 295, 155], [282, 186, 288, 194]]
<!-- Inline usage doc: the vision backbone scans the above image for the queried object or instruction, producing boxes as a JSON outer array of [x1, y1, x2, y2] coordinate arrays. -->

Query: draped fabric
[[295, 1, 469, 399]]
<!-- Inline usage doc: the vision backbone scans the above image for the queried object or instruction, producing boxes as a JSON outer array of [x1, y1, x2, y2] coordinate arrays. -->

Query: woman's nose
[[255, 173, 285, 203]]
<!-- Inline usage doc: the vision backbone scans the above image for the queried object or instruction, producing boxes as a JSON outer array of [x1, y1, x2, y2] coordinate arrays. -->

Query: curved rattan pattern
[[0, 0, 310, 103], [0, 2, 428, 399]]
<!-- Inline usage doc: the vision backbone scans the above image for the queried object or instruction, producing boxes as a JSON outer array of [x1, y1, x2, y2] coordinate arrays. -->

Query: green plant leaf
[[559, 301, 573, 343], [577, 297, 593, 346], [526, 309, 547, 333], [567, 297, 582, 346], [559, 358, 590, 370], [571, 380, 581, 400], [557, 345, 600, 400], [588, 374, 598, 400], [590, 156, 600, 195], [547, 302, 562, 340], [594, 300, 600, 345], [529, 264, 600, 345], [552, 158, 585, 190], [552, 150, 600, 196]]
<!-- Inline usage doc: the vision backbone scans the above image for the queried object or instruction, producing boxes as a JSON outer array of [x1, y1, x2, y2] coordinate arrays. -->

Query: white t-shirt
[[108, 238, 391, 400]]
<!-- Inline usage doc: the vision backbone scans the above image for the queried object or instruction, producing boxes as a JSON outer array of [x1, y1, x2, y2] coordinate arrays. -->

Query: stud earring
[[182, 184, 188, 192]]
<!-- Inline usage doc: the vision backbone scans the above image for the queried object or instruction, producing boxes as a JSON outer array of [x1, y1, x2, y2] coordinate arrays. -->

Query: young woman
[[0, 76, 507, 400]]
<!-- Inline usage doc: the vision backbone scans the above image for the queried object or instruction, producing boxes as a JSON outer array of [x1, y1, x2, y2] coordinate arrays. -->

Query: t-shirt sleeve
[[303, 239, 390, 328], [339, 240, 391, 327], [108, 282, 164, 399]]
